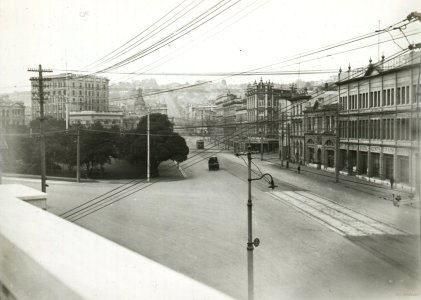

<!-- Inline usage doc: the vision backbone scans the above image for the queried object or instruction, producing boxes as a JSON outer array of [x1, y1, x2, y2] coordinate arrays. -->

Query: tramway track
[[269, 190, 408, 237]]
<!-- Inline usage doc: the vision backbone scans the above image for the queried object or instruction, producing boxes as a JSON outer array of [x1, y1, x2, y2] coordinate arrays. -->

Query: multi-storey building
[[222, 94, 243, 148], [245, 79, 291, 152], [0, 98, 25, 130], [213, 93, 240, 145], [286, 92, 311, 163], [303, 92, 339, 168], [185, 103, 216, 136], [338, 50, 421, 187], [214, 94, 226, 140], [233, 99, 248, 152], [31, 73, 109, 120]]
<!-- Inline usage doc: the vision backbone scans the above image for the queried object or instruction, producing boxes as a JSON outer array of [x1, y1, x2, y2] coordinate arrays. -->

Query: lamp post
[[237, 147, 276, 300]]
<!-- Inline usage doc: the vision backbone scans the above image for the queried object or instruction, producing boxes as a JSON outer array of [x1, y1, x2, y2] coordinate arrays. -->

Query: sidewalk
[[260, 152, 416, 203], [233, 152, 420, 279], [220, 151, 420, 235]]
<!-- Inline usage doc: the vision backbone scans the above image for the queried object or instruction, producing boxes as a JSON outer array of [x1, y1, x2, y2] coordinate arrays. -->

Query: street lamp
[[236, 146, 276, 300]]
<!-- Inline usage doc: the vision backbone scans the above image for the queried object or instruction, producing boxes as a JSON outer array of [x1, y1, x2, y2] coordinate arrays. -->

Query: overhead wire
[[89, 0, 206, 71], [109, 0, 269, 83], [96, 0, 241, 73], [57, 28, 416, 220], [84, 0, 193, 70], [101, 28, 421, 103]]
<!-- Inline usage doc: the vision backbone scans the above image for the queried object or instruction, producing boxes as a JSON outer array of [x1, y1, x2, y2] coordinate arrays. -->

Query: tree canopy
[[120, 113, 189, 176], [2, 114, 188, 179], [79, 122, 120, 176]]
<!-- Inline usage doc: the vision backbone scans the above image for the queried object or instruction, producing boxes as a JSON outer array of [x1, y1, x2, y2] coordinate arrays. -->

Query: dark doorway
[[384, 154, 394, 180], [349, 151, 357, 175], [326, 150, 335, 167], [371, 153, 380, 177], [398, 156, 409, 183], [317, 148, 322, 169], [308, 147, 315, 163], [359, 152, 368, 175]]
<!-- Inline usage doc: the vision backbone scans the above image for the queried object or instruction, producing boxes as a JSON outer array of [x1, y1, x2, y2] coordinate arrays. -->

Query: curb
[[2, 173, 97, 183]]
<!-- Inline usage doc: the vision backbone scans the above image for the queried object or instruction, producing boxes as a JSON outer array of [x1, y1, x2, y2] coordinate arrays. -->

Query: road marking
[[269, 191, 406, 237]]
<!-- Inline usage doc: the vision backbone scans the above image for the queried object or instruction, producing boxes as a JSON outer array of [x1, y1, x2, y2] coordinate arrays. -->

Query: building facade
[[233, 99, 247, 152], [222, 94, 243, 148], [245, 79, 291, 152], [286, 93, 311, 163], [69, 111, 124, 129], [31, 73, 109, 120], [0, 98, 25, 130], [185, 103, 216, 136], [338, 51, 421, 186], [303, 95, 338, 169]]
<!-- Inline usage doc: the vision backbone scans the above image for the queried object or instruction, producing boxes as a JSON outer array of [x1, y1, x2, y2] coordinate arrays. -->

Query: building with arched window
[[303, 92, 339, 169], [337, 50, 420, 187]]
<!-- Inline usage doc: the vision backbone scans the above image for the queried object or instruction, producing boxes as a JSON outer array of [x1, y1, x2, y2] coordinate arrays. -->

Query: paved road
[[4, 137, 420, 299]]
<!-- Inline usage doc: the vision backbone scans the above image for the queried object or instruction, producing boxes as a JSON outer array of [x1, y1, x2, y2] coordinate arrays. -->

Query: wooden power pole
[[28, 65, 52, 193]]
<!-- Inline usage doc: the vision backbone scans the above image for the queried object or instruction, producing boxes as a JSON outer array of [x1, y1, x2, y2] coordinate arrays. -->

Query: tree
[[29, 117, 72, 174], [120, 113, 189, 177], [80, 122, 120, 177]]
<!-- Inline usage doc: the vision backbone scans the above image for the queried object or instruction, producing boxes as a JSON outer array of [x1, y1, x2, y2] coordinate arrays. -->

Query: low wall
[[0, 184, 231, 300]]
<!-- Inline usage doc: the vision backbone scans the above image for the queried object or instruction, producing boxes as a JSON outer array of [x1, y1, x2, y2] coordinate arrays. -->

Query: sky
[[0, 0, 420, 93]]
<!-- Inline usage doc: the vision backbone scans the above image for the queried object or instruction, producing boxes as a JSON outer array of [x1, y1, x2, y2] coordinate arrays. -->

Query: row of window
[[50, 81, 107, 89], [71, 90, 106, 97], [247, 97, 279, 109], [339, 118, 417, 141], [0, 119, 24, 126], [1, 109, 24, 116], [340, 85, 418, 110], [291, 104, 303, 116], [44, 104, 105, 112], [305, 116, 336, 133], [291, 122, 303, 136], [246, 126, 277, 135], [71, 98, 107, 103]]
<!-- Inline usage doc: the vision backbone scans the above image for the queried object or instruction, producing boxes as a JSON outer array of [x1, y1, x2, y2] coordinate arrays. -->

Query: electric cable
[[60, 48, 412, 219], [84, 0, 193, 70]]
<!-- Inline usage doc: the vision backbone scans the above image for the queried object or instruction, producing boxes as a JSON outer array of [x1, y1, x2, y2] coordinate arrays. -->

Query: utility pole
[[247, 149, 254, 300], [286, 123, 290, 169], [147, 107, 150, 182], [335, 68, 342, 183], [260, 131, 263, 160], [76, 128, 80, 183], [28, 65, 52, 193]]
